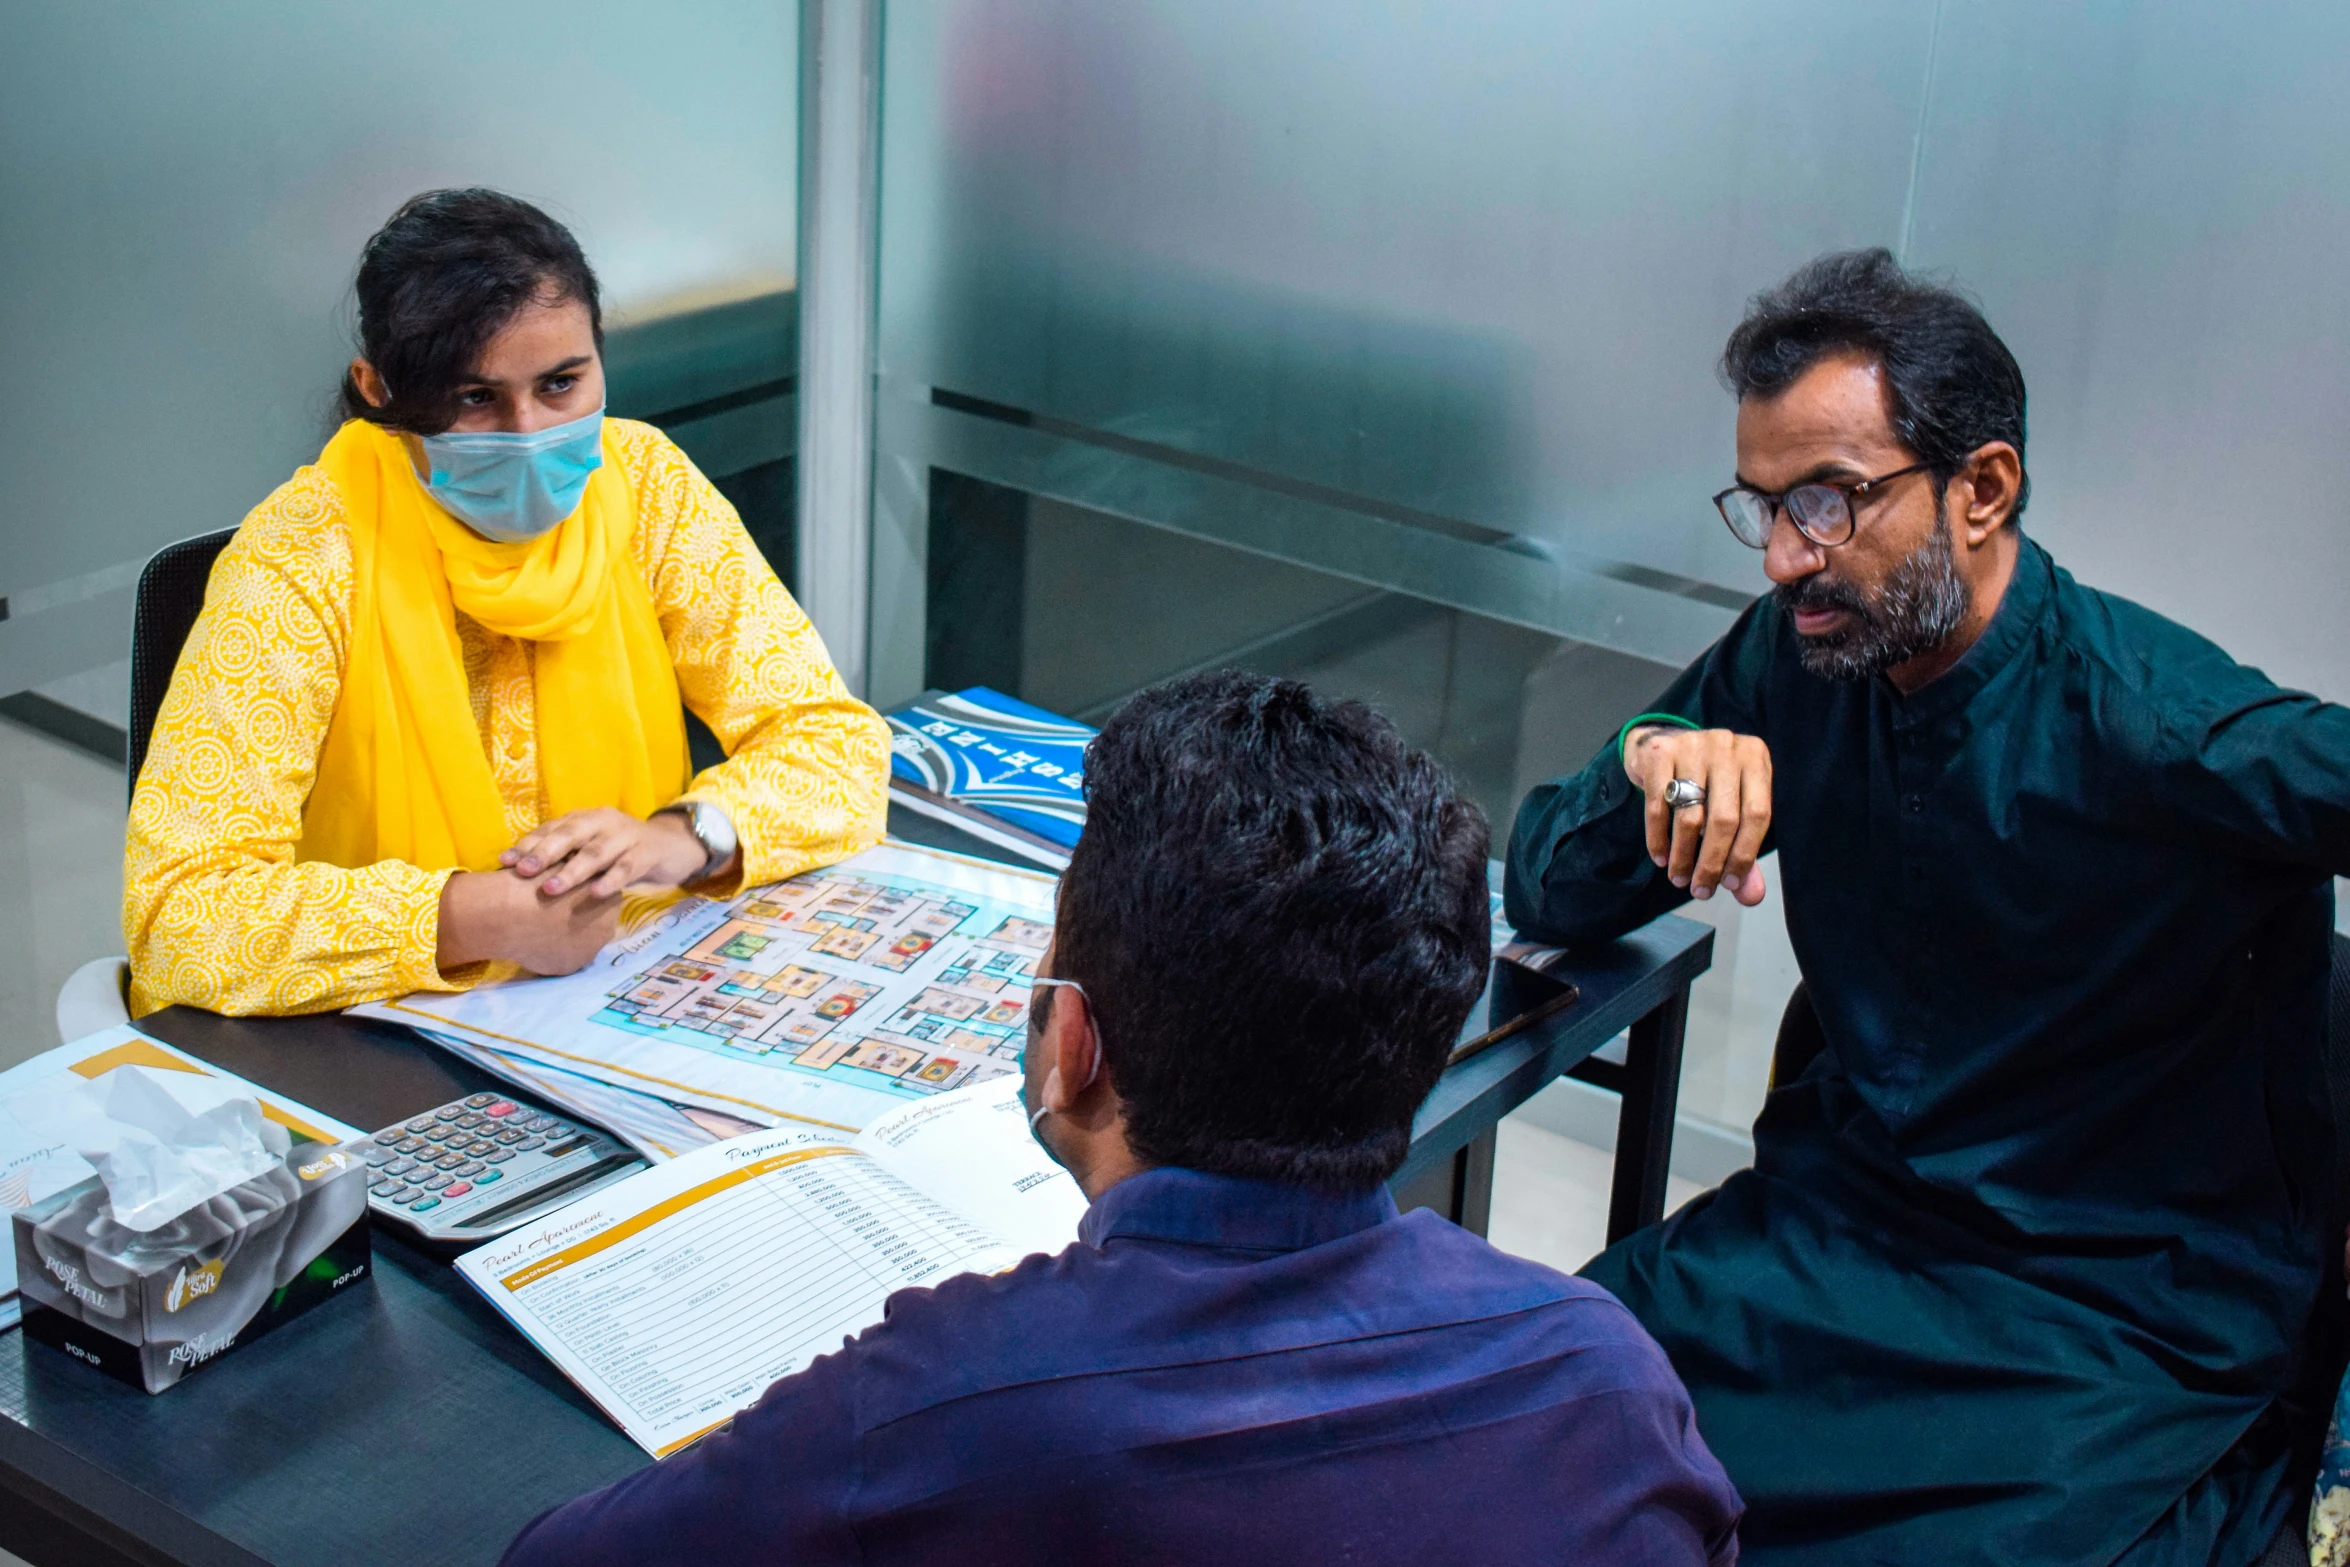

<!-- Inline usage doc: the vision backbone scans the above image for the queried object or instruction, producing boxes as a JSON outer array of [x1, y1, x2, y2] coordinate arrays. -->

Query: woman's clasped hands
[[434, 808, 713, 978]]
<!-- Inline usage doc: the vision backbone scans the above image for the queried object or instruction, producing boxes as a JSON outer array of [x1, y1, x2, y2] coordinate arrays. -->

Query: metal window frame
[[795, 0, 884, 695]]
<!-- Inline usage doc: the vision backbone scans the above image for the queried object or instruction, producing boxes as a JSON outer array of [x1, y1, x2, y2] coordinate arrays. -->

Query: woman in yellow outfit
[[124, 189, 890, 1017]]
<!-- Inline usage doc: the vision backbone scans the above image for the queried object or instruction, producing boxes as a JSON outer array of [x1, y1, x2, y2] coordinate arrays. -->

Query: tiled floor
[[1488, 1116, 1705, 1276], [0, 717, 128, 1070]]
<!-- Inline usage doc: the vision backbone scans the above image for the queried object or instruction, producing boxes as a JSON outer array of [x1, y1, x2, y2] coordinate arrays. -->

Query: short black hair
[[338, 188, 603, 435], [1055, 670, 1492, 1191], [1722, 248, 2030, 523]]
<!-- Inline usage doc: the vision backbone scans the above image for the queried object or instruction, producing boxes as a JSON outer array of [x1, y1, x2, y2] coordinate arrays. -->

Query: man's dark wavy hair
[[1054, 670, 1491, 1191], [1722, 247, 2030, 523]]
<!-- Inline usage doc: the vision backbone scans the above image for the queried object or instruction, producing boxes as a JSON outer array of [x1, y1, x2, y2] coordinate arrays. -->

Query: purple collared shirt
[[504, 1167, 1741, 1566]]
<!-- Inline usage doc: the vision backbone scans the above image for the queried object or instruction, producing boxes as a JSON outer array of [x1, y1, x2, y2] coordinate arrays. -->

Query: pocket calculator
[[358, 1092, 645, 1246]]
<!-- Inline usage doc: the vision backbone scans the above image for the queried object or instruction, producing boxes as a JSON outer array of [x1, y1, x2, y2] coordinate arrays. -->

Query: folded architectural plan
[[356, 842, 1058, 1134]]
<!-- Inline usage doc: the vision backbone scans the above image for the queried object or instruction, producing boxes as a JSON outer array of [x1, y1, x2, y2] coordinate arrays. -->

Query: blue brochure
[[884, 688, 1094, 853]]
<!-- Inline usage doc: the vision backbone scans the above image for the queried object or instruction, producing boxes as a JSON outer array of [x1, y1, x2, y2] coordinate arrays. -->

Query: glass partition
[[873, 0, 1943, 1151], [0, 0, 800, 706], [873, 0, 2350, 1155], [875, 0, 1939, 636]]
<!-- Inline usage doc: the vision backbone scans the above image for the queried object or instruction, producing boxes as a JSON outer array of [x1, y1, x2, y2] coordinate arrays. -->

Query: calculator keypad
[[363, 1094, 635, 1238]]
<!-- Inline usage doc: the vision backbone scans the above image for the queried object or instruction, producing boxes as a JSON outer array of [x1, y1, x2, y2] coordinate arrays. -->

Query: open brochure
[[0, 1027, 363, 1328], [356, 841, 1056, 1136], [455, 1072, 1087, 1458]]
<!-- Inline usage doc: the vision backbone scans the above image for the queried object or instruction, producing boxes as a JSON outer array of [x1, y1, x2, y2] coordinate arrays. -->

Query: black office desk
[[0, 834, 1711, 1567], [1393, 912, 1715, 1246]]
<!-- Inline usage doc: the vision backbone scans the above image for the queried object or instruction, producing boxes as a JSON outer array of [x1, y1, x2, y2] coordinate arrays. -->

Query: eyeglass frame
[[1712, 461, 1940, 550]]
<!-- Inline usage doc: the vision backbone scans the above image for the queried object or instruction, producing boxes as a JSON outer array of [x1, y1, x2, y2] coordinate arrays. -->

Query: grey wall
[[0, 0, 798, 696], [1906, 1, 2350, 698], [876, 0, 2350, 700]]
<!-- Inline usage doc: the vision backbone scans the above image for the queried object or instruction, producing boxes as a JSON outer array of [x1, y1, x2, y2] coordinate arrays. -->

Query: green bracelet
[[1617, 711, 1699, 770]]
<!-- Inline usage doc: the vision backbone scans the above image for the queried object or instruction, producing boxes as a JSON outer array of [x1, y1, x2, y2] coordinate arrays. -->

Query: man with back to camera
[[1508, 247, 2350, 1563], [503, 669, 1743, 1566]]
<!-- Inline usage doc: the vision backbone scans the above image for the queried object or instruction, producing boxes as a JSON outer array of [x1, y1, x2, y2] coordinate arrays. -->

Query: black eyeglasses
[[1713, 462, 1935, 549]]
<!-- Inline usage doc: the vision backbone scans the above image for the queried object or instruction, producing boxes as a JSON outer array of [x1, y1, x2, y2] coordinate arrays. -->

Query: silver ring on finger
[[1663, 777, 1707, 811]]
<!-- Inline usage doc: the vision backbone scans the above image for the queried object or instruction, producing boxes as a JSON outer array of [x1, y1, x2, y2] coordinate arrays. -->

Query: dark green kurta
[[1507, 538, 2350, 1565]]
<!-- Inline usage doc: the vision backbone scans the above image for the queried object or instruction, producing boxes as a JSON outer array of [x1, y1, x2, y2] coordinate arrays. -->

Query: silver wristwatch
[[659, 800, 739, 886]]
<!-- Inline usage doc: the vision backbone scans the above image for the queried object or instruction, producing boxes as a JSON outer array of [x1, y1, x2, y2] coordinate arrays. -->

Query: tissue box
[[14, 1136, 372, 1393]]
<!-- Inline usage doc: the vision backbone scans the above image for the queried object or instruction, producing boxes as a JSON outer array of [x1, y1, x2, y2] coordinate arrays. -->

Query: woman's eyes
[[452, 376, 579, 407]]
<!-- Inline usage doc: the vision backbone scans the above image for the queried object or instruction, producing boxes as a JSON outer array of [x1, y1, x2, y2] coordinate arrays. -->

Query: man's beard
[[1775, 515, 1969, 680]]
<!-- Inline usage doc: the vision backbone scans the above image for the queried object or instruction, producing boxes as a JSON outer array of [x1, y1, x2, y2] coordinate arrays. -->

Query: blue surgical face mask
[[419, 405, 605, 542]]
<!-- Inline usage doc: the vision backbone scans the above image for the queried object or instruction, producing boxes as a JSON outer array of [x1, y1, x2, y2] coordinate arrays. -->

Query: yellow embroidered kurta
[[125, 418, 890, 1017]]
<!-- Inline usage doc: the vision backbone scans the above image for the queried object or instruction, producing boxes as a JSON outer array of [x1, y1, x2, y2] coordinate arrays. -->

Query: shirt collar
[[1886, 532, 2055, 729], [1078, 1166, 1399, 1253]]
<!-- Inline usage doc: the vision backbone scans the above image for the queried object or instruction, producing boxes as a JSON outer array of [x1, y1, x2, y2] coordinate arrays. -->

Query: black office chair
[[1768, 934, 2350, 1567], [125, 526, 237, 802], [51, 526, 239, 1039]]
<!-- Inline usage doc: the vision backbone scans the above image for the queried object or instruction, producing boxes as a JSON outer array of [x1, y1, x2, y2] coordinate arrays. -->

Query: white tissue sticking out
[[59, 1066, 291, 1232]]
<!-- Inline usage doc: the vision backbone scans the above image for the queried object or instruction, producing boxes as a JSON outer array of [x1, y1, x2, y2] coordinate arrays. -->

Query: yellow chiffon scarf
[[300, 418, 687, 873]]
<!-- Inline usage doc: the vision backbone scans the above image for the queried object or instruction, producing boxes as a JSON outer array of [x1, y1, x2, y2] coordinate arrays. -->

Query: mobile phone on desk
[[1449, 954, 1580, 1068]]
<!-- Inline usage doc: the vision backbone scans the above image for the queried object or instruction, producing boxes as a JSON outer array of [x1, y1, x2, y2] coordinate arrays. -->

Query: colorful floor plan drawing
[[584, 865, 1043, 1091], [369, 845, 1061, 1132], [590, 868, 1051, 1100]]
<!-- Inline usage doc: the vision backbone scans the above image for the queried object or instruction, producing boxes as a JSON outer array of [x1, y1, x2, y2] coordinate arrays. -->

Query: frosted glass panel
[[881, 0, 2350, 689], [0, 1, 796, 680], [878, 0, 1940, 605], [877, 0, 2350, 1143]]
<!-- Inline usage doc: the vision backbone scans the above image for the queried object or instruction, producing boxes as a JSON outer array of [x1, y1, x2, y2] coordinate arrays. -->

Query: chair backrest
[[2285, 928, 2350, 1533], [126, 527, 237, 802]]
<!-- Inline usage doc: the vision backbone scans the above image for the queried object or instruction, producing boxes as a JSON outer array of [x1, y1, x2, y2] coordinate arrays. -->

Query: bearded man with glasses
[[1506, 248, 2350, 1564]]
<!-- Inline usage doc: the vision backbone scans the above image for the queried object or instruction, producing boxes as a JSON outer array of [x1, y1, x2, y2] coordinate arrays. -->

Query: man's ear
[[1956, 442, 2024, 544], [1044, 983, 1101, 1115]]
